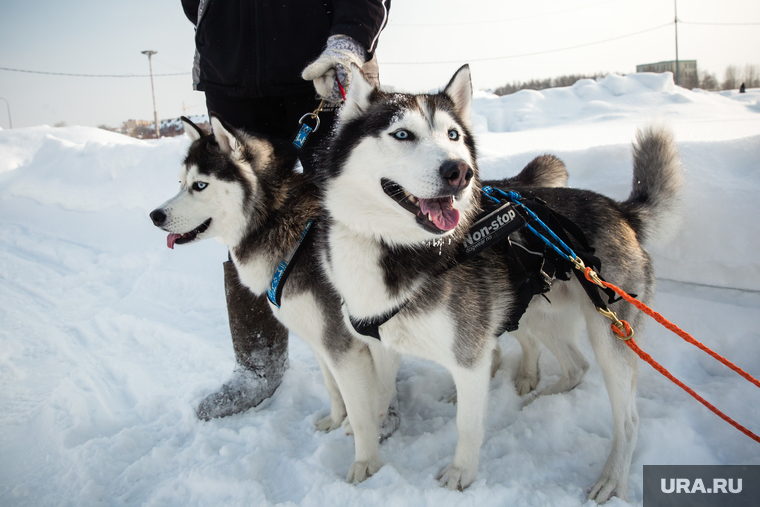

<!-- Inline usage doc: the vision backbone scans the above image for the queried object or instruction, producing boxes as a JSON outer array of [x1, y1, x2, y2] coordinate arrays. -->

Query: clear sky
[[1, 0, 758, 129]]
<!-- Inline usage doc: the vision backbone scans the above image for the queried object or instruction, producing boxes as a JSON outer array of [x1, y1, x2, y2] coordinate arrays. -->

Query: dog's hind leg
[[512, 328, 541, 395], [584, 310, 639, 503], [537, 311, 589, 396], [314, 356, 347, 432], [437, 361, 491, 490]]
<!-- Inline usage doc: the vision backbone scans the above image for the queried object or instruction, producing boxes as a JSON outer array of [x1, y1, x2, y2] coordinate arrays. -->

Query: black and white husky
[[149, 113, 569, 483], [318, 65, 683, 501]]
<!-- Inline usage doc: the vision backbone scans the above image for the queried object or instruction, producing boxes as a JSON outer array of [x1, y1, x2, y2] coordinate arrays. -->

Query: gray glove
[[302, 35, 367, 102]]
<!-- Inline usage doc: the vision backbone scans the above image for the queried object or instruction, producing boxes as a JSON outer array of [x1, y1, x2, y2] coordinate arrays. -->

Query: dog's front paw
[[437, 463, 477, 491], [346, 457, 382, 484], [588, 473, 626, 503], [514, 369, 540, 396], [315, 413, 345, 432]]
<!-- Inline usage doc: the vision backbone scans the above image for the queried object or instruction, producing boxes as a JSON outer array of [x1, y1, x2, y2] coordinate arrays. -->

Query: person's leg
[[195, 93, 291, 420]]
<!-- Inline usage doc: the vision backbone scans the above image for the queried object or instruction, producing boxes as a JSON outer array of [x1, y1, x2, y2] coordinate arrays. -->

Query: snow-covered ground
[[1, 73, 759, 506]]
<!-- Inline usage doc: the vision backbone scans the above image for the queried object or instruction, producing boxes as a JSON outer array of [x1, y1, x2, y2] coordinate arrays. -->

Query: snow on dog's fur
[[318, 64, 683, 502], [150, 112, 570, 485]]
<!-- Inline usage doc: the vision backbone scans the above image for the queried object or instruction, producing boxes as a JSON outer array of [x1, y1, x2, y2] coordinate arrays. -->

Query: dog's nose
[[150, 209, 166, 226], [440, 160, 474, 191]]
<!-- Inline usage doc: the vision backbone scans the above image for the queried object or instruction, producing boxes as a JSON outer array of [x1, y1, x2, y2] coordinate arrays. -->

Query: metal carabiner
[[298, 112, 321, 133], [596, 306, 634, 340], [297, 99, 326, 133]]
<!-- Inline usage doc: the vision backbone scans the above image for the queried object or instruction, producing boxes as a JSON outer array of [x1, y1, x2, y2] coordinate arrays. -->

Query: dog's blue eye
[[392, 130, 413, 141], [193, 182, 208, 191], [448, 130, 460, 141]]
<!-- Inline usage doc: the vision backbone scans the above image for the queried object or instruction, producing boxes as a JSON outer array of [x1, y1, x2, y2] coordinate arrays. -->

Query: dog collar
[[267, 220, 315, 308]]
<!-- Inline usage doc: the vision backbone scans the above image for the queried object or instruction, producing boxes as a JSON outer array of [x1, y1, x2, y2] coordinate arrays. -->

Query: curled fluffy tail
[[622, 126, 684, 246]]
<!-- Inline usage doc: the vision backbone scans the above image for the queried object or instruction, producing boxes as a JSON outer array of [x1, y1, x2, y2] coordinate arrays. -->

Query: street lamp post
[[674, 0, 680, 87], [141, 50, 160, 138], [0, 97, 12, 129]]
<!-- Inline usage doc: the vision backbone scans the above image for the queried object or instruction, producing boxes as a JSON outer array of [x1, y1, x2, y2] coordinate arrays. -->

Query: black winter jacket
[[181, 0, 390, 98]]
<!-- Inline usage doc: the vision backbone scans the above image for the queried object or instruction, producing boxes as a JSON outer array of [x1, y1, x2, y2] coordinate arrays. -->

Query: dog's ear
[[339, 64, 375, 122], [443, 64, 473, 127], [181, 116, 205, 143], [210, 113, 242, 157]]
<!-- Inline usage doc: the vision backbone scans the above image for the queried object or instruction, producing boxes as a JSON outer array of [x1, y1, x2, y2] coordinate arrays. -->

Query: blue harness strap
[[267, 220, 315, 308]]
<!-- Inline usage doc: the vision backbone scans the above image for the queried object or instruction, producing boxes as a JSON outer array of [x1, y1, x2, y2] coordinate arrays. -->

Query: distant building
[[122, 119, 155, 138], [160, 115, 210, 138], [636, 60, 697, 87], [120, 116, 211, 139]]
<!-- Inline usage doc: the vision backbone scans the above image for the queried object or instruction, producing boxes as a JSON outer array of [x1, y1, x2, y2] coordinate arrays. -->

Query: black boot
[[196, 261, 289, 420]]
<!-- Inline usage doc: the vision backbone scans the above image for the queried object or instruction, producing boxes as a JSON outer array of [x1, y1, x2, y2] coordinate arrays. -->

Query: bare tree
[[493, 73, 606, 96], [682, 72, 699, 90], [744, 64, 760, 88], [696, 71, 718, 90], [723, 65, 740, 90]]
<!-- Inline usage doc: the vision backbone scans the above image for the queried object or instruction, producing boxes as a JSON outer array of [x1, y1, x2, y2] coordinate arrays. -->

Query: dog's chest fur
[[322, 220, 508, 367], [323, 222, 425, 319]]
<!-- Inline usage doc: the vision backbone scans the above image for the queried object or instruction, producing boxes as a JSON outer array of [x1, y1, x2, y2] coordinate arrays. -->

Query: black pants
[[205, 92, 337, 173]]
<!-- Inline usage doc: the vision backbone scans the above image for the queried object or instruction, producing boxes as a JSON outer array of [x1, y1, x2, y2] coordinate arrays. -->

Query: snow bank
[[1, 75, 760, 507], [473, 73, 760, 141], [474, 74, 760, 291]]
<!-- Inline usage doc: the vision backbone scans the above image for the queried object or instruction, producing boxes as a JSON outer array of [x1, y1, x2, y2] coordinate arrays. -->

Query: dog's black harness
[[346, 189, 625, 341]]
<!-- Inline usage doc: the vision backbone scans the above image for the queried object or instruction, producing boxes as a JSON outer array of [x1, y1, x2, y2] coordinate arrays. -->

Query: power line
[[680, 21, 760, 26], [154, 58, 189, 72], [0, 66, 190, 78], [390, 0, 619, 27], [383, 22, 674, 65]]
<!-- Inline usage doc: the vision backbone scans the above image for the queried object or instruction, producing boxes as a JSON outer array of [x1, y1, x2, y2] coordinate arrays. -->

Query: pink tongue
[[167, 233, 181, 249], [419, 198, 460, 231]]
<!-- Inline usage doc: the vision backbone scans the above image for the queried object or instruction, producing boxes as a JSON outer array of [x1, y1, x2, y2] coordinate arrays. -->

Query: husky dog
[[318, 64, 683, 501], [149, 113, 569, 483]]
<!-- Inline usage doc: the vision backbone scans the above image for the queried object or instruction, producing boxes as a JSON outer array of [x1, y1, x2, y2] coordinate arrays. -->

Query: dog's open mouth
[[166, 218, 212, 249], [381, 178, 460, 234]]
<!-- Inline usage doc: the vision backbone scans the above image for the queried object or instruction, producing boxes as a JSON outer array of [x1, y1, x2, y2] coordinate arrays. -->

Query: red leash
[[337, 80, 347, 101]]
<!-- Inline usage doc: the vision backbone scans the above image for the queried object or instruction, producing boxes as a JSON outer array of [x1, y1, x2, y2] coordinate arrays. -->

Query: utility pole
[[674, 0, 680, 86], [0, 97, 11, 129], [141, 50, 160, 138]]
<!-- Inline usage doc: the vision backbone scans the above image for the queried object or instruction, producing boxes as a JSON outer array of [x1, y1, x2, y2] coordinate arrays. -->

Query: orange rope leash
[[582, 266, 760, 443], [587, 267, 760, 390], [625, 339, 760, 444]]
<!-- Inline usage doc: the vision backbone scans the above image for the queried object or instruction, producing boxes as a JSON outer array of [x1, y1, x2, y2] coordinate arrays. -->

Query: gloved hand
[[302, 35, 367, 102]]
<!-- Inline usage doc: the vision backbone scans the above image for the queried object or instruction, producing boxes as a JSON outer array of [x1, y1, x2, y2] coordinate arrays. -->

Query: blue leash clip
[[292, 99, 325, 150], [292, 123, 313, 149]]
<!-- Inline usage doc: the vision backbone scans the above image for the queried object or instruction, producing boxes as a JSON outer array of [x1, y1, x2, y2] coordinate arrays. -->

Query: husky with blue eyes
[[318, 64, 683, 501]]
